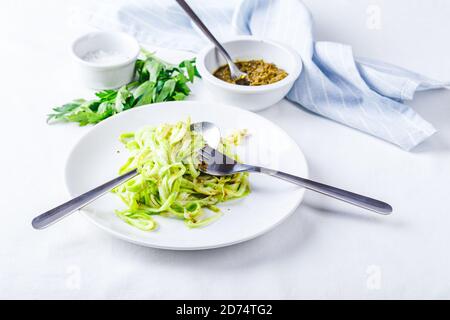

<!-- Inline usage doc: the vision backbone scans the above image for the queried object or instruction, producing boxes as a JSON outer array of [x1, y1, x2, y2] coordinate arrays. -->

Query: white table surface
[[1, 0, 450, 299]]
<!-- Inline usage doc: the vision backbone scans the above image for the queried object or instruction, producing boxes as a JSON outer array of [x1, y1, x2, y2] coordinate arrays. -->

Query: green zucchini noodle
[[112, 119, 250, 231]]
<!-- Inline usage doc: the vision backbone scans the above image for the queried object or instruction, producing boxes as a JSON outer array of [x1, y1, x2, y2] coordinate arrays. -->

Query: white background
[[1, 0, 450, 299]]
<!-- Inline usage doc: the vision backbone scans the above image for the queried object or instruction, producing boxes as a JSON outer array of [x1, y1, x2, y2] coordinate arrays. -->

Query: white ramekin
[[72, 31, 140, 90], [196, 37, 303, 112]]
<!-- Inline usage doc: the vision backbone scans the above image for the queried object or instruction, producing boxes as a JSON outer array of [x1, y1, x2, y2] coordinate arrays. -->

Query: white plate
[[65, 101, 308, 250]]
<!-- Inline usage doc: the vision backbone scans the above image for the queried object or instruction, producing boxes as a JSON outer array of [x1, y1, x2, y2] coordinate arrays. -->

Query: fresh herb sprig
[[47, 50, 200, 126]]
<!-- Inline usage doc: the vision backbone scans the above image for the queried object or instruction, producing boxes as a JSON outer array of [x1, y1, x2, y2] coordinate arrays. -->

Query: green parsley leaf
[[47, 51, 199, 126]]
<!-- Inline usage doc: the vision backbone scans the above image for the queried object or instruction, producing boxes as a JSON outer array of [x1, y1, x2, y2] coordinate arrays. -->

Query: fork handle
[[255, 167, 392, 215], [31, 169, 138, 230]]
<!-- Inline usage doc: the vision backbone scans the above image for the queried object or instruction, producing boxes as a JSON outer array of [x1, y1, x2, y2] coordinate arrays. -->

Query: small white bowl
[[196, 37, 302, 112], [72, 31, 140, 90]]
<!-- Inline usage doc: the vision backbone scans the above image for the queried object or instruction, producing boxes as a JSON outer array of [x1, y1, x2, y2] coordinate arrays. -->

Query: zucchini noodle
[[112, 119, 250, 231]]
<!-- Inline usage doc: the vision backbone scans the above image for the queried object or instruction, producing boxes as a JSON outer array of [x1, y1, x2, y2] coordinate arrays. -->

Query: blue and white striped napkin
[[82, 0, 449, 150]]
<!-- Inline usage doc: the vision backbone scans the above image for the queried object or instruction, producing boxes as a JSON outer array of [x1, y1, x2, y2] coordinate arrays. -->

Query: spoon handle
[[256, 167, 393, 215], [31, 169, 138, 230], [175, 0, 233, 62]]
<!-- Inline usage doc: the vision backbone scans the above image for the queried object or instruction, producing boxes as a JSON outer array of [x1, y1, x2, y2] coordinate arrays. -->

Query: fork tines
[[199, 146, 236, 165]]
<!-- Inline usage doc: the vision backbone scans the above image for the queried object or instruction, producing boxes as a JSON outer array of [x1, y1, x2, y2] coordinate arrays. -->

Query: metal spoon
[[31, 122, 221, 230], [175, 0, 250, 85]]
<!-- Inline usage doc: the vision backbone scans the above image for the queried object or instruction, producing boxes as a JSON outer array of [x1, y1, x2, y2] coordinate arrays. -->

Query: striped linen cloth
[[83, 0, 449, 150]]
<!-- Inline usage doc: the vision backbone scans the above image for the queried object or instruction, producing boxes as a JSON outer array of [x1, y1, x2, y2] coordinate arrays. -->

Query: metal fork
[[199, 146, 393, 215]]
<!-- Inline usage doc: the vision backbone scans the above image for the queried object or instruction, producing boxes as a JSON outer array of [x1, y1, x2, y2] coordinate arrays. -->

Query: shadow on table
[[110, 170, 407, 270], [304, 201, 407, 229], [110, 205, 316, 270], [110, 199, 404, 271]]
